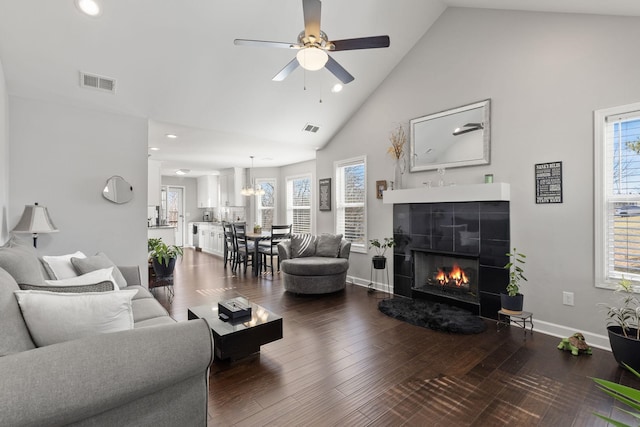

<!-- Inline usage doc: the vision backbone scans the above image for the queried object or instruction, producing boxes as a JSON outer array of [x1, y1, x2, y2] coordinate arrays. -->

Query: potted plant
[[369, 237, 395, 269], [148, 240, 184, 277], [501, 248, 527, 314], [592, 363, 640, 425], [601, 277, 640, 372]]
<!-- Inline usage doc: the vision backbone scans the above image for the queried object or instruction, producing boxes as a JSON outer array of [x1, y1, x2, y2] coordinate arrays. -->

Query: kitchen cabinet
[[218, 167, 245, 207], [199, 223, 224, 257], [197, 175, 218, 208]]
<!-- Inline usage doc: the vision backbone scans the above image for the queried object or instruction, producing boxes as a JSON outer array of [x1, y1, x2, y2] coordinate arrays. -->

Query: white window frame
[[334, 155, 367, 254], [286, 173, 313, 234], [595, 101, 640, 289], [255, 178, 277, 229]]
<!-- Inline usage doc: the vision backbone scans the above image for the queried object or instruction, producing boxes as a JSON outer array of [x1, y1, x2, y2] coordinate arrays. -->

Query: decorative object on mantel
[[501, 248, 527, 314], [12, 202, 59, 248], [535, 161, 563, 204], [318, 178, 331, 211], [437, 167, 446, 187], [375, 180, 387, 199], [388, 124, 407, 190], [484, 174, 493, 184]]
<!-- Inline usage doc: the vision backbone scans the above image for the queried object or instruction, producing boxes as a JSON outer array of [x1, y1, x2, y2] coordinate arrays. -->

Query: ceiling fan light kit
[[234, 0, 390, 84]]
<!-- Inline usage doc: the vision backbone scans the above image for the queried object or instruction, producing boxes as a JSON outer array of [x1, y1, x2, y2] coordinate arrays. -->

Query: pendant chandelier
[[241, 156, 265, 196]]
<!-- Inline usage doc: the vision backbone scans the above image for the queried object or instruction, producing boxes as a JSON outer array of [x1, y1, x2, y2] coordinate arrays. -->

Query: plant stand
[[369, 260, 391, 297], [497, 310, 533, 338]]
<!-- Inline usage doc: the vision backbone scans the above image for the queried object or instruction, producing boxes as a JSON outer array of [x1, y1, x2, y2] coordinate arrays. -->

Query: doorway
[[163, 186, 186, 246]]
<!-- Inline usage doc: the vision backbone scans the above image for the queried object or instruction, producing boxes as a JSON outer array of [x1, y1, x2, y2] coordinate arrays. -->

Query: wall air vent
[[79, 71, 116, 93], [302, 123, 320, 133]]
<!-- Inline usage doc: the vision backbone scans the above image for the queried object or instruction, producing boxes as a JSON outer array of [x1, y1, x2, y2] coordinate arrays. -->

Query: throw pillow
[[41, 251, 87, 279], [0, 267, 36, 356], [44, 267, 119, 290], [0, 236, 45, 285], [315, 234, 343, 258], [291, 234, 317, 258], [71, 253, 127, 289], [13, 289, 137, 347], [19, 281, 115, 293]]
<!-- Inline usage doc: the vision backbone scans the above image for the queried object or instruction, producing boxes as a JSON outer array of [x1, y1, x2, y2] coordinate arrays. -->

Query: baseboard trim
[[347, 274, 612, 352]]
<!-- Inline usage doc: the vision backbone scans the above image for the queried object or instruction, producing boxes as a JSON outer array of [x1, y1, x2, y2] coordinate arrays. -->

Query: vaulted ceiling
[[1, 0, 640, 176]]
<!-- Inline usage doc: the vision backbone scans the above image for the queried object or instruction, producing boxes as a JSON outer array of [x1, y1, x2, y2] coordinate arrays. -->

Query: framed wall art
[[376, 180, 387, 199], [319, 178, 331, 211]]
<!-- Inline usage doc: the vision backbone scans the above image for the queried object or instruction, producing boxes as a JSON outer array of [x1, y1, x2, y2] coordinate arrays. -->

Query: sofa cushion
[[131, 297, 171, 323], [13, 289, 138, 347], [291, 234, 317, 258], [315, 234, 343, 258], [0, 236, 45, 285], [280, 257, 349, 276], [19, 281, 114, 293], [0, 267, 36, 356], [41, 251, 86, 279], [71, 252, 127, 289], [44, 267, 119, 290]]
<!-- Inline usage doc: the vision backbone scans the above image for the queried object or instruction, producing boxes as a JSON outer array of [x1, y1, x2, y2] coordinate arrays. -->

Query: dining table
[[246, 231, 271, 276]]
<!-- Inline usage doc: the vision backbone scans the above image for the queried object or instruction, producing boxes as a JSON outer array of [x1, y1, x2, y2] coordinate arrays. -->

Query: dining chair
[[258, 224, 292, 275], [233, 223, 255, 274], [223, 222, 237, 271]]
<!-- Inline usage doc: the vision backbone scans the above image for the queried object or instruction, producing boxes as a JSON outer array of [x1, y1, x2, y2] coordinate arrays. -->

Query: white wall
[[317, 8, 640, 345], [9, 96, 148, 283], [0, 58, 8, 244]]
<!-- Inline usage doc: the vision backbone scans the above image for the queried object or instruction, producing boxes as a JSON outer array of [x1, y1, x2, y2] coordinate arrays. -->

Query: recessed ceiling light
[[149, 147, 160, 151], [175, 169, 190, 175], [75, 0, 101, 17], [331, 83, 343, 93], [165, 134, 178, 139]]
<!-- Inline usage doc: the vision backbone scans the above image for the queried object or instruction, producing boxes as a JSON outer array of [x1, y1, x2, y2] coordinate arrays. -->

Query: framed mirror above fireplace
[[409, 99, 491, 172]]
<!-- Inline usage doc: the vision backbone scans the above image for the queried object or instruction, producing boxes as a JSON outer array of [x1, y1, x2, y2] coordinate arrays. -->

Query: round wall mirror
[[103, 176, 133, 204]]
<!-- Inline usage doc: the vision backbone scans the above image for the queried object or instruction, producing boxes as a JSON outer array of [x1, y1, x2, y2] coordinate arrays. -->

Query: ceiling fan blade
[[272, 58, 300, 81], [330, 35, 390, 51], [303, 0, 321, 39], [325, 55, 354, 84], [234, 39, 299, 49]]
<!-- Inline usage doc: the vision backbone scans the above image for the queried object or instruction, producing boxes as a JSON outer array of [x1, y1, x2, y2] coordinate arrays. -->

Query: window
[[286, 174, 312, 234], [255, 178, 276, 229], [335, 156, 366, 253], [595, 102, 640, 288]]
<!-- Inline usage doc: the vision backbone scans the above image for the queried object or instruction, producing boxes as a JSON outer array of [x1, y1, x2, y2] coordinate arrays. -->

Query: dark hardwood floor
[[153, 248, 640, 426]]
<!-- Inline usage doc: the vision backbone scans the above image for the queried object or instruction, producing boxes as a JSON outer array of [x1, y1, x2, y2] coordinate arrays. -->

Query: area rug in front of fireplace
[[378, 298, 487, 334]]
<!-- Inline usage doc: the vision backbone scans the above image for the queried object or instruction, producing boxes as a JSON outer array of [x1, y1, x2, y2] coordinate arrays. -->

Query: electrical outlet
[[563, 291, 574, 306]]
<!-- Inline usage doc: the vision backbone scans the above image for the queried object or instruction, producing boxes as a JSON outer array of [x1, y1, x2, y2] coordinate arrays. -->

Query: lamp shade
[[296, 47, 328, 71], [12, 204, 59, 234]]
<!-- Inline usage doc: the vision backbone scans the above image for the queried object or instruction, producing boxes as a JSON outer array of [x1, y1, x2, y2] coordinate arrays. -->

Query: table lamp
[[12, 202, 59, 248]]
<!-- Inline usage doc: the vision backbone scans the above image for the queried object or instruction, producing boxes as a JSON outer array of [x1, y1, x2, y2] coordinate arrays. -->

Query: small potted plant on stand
[[148, 239, 184, 278], [369, 237, 395, 269], [501, 248, 527, 314], [601, 277, 640, 372]]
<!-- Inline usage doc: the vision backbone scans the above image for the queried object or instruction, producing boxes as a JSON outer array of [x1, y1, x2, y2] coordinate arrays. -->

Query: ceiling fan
[[234, 0, 390, 84]]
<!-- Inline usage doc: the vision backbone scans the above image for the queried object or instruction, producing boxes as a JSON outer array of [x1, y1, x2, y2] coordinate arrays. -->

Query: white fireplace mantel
[[382, 183, 510, 204]]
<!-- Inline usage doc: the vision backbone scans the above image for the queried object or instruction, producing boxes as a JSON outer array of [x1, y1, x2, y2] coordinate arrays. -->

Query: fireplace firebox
[[413, 251, 479, 306]]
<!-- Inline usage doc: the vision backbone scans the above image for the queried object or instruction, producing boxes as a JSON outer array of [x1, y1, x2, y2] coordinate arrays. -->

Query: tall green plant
[[369, 238, 395, 257], [504, 248, 527, 296], [592, 363, 640, 426]]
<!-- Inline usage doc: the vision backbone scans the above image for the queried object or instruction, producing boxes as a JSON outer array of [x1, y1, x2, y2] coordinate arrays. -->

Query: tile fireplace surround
[[385, 184, 510, 319]]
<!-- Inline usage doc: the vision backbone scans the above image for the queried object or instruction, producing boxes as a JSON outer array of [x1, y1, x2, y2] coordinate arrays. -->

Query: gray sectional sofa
[[278, 234, 351, 294], [0, 238, 213, 426]]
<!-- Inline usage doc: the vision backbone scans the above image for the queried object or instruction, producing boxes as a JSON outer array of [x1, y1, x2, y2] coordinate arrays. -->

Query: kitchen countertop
[[148, 225, 176, 229]]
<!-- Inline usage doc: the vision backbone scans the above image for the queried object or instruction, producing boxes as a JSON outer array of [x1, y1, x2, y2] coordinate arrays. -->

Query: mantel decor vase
[[500, 293, 524, 314], [394, 157, 405, 190], [607, 326, 640, 372], [372, 255, 387, 270], [152, 258, 176, 278]]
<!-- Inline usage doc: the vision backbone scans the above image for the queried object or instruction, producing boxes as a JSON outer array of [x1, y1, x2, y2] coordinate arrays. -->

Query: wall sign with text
[[319, 178, 331, 211], [535, 161, 563, 204]]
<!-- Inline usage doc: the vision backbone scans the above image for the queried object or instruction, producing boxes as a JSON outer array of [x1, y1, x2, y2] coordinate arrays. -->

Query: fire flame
[[436, 264, 469, 287]]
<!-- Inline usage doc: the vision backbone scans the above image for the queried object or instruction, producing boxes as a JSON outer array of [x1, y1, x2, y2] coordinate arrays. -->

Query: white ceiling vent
[[302, 123, 320, 133], [79, 71, 116, 93]]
